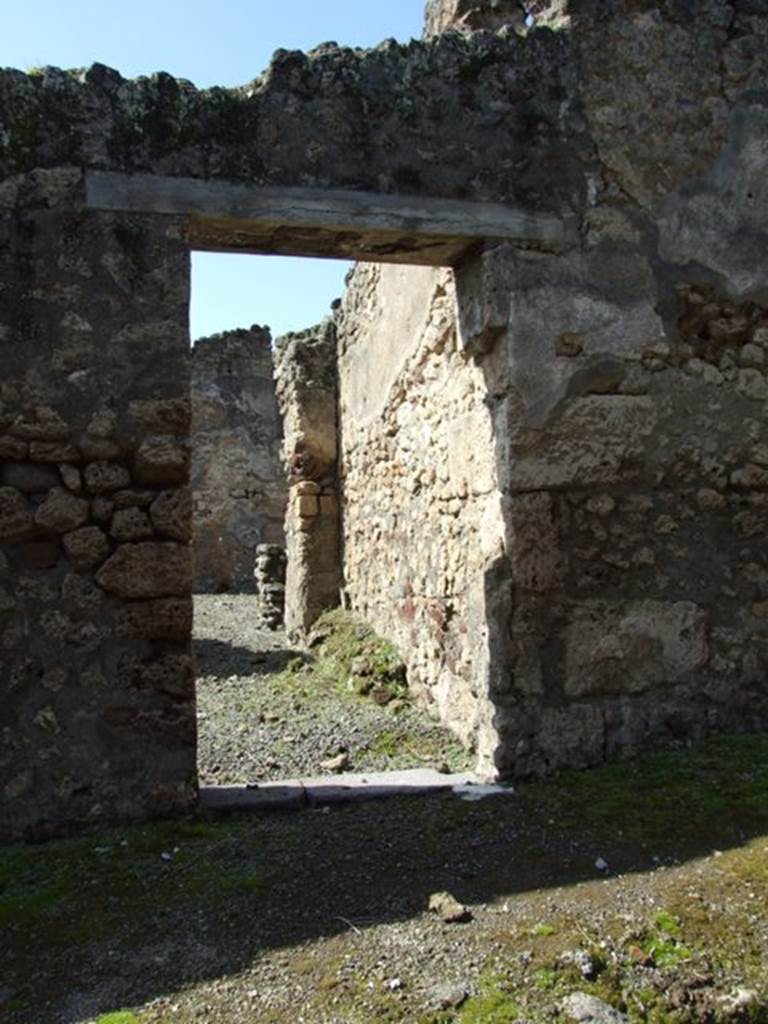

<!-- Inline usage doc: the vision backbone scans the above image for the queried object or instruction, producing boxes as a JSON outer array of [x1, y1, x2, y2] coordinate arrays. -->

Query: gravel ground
[[194, 595, 473, 785], [5, 734, 768, 1024]]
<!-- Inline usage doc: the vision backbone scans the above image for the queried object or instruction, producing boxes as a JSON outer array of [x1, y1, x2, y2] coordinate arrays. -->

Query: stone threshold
[[199, 768, 511, 813]]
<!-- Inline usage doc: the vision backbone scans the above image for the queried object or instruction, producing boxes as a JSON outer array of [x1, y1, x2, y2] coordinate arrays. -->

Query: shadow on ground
[[2, 733, 768, 1022], [193, 637, 310, 679]]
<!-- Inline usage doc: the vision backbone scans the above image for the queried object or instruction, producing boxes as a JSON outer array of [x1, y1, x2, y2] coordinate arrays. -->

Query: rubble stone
[[96, 542, 192, 599]]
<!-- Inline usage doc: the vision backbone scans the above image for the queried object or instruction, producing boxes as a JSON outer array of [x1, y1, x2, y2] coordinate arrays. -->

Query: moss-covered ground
[[2, 733, 767, 1023], [195, 602, 474, 782]]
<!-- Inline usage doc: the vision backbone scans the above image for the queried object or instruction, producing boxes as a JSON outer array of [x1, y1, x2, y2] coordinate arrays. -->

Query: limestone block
[[564, 600, 709, 697], [150, 488, 192, 542], [134, 435, 190, 486], [110, 507, 154, 541], [96, 542, 192, 598], [295, 480, 321, 496], [297, 494, 319, 517], [446, 410, 496, 496], [34, 488, 90, 533], [0, 486, 33, 540], [507, 396, 657, 491], [0, 461, 60, 493], [84, 461, 131, 494], [534, 704, 606, 772], [114, 597, 193, 639], [507, 493, 566, 592], [63, 526, 111, 569], [319, 494, 339, 517], [455, 245, 510, 355]]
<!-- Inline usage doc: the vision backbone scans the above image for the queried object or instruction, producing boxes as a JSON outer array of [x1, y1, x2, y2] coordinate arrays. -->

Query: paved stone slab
[[199, 784, 306, 812], [299, 769, 480, 806], [198, 770, 497, 813]]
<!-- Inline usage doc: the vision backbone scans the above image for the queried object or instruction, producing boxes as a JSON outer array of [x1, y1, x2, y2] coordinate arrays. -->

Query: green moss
[[641, 913, 693, 968], [309, 610, 407, 698], [3, 115, 40, 171], [96, 1013, 140, 1024], [532, 922, 557, 936], [0, 847, 74, 923], [534, 733, 768, 844], [533, 966, 559, 990], [223, 869, 268, 896], [457, 978, 520, 1024]]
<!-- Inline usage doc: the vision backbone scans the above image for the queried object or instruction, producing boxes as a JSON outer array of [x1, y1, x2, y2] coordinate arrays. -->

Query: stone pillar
[[191, 326, 286, 593], [253, 543, 286, 629], [0, 170, 195, 840], [274, 321, 341, 640]]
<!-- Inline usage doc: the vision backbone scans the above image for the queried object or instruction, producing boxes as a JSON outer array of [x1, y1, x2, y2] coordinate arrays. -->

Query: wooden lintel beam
[[84, 171, 575, 265]]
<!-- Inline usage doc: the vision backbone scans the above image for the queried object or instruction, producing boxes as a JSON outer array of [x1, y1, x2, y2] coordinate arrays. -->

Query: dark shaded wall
[[0, 170, 195, 839]]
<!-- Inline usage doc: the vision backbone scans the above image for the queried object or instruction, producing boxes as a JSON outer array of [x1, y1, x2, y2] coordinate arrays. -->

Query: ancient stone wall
[[191, 326, 285, 593], [423, 0, 570, 36], [274, 322, 341, 639], [1, 0, 766, 836], [337, 264, 504, 761], [336, 0, 768, 777], [0, 169, 196, 839], [0, 28, 591, 212]]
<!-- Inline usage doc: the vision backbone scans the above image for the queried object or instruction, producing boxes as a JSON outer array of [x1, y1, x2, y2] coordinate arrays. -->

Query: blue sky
[[1, 1, 425, 340]]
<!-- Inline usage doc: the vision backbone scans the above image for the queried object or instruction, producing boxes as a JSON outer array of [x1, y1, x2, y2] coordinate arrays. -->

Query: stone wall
[[191, 326, 285, 593], [1, 0, 766, 836], [337, 264, 504, 762], [333, 0, 768, 778], [274, 321, 341, 639], [0, 169, 196, 839], [0, 28, 591, 212], [423, 0, 570, 36]]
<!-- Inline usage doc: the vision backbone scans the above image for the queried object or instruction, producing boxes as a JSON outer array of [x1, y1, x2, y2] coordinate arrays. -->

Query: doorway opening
[[188, 252, 475, 792], [83, 169, 538, 796]]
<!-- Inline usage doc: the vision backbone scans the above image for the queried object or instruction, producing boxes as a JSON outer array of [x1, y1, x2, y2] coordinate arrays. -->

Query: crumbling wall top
[[0, 26, 590, 212]]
